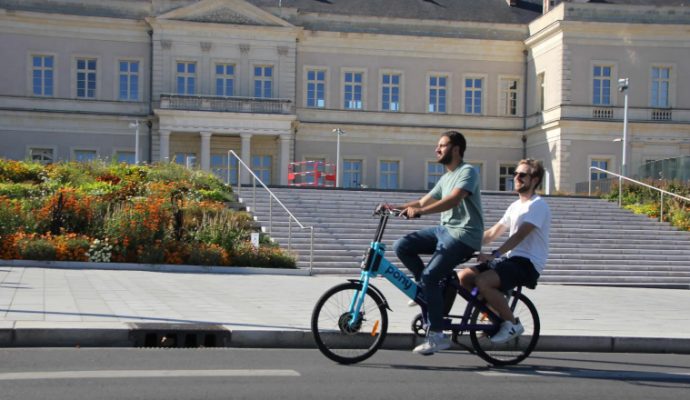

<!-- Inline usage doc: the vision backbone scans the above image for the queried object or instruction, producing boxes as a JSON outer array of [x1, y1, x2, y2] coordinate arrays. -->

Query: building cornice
[[0, 9, 148, 42]]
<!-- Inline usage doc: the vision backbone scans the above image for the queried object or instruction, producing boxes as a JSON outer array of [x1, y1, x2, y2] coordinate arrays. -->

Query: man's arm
[[482, 222, 508, 246], [403, 187, 468, 218], [479, 222, 536, 262]]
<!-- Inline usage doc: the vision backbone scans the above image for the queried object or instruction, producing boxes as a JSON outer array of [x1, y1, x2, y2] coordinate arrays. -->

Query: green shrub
[[0, 159, 43, 183], [188, 243, 229, 266], [17, 237, 56, 261]]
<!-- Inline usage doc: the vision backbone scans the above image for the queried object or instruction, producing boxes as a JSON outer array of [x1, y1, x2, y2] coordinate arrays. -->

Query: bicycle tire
[[311, 282, 388, 364], [469, 292, 540, 366]]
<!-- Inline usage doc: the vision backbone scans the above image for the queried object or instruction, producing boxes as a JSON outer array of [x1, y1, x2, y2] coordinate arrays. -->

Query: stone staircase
[[239, 186, 690, 287]]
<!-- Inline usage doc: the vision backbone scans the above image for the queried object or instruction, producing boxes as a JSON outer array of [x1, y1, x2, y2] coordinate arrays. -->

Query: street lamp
[[617, 78, 629, 176], [332, 128, 345, 187], [128, 120, 140, 164]]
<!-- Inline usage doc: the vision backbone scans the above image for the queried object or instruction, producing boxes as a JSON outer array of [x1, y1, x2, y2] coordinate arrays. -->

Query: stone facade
[[0, 0, 688, 192]]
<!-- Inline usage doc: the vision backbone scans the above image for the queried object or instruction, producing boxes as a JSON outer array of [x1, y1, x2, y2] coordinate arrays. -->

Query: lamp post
[[129, 120, 140, 164], [617, 78, 629, 176], [332, 128, 345, 187]]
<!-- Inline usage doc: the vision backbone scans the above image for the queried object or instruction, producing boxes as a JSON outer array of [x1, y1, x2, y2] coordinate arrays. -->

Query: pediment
[[157, 0, 293, 27]]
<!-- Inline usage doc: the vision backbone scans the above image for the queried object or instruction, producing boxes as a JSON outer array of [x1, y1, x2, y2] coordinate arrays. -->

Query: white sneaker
[[413, 331, 451, 355], [407, 299, 418, 307], [490, 319, 524, 344]]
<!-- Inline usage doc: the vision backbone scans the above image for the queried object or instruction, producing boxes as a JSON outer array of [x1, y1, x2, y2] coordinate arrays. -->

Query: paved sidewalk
[[1, 264, 689, 353]]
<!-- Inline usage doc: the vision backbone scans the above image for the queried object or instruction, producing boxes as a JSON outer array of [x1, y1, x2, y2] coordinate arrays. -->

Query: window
[[591, 159, 609, 180], [211, 154, 238, 184], [253, 65, 273, 98], [381, 73, 401, 111], [176, 62, 196, 95], [118, 60, 139, 100], [428, 75, 447, 113], [252, 155, 272, 183], [74, 150, 97, 162], [29, 148, 54, 164], [342, 159, 363, 188], [32, 55, 54, 96], [76, 58, 97, 99], [464, 77, 483, 114], [379, 160, 399, 189], [537, 72, 545, 111], [426, 162, 444, 190], [115, 151, 135, 164], [306, 69, 326, 108], [344, 71, 363, 110], [651, 66, 671, 108], [215, 63, 235, 97], [500, 78, 519, 116], [499, 164, 516, 191], [592, 65, 612, 105], [174, 152, 197, 168]]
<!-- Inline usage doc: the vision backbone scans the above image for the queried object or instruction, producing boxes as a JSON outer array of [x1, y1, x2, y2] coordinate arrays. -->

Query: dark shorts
[[476, 256, 540, 291]]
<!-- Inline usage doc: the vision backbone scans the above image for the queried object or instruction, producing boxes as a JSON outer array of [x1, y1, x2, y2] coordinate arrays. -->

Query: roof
[[247, 0, 544, 24]]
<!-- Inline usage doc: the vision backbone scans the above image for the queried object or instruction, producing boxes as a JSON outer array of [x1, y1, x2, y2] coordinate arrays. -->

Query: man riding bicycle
[[382, 130, 484, 355], [459, 159, 551, 344]]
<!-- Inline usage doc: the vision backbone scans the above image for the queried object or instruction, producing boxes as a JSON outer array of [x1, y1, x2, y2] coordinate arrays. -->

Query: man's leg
[[474, 270, 514, 322], [412, 227, 475, 355], [420, 228, 475, 332], [393, 227, 437, 281]]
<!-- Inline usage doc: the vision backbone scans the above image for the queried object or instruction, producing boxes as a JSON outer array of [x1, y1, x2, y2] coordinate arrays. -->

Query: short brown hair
[[442, 130, 466, 158], [519, 159, 545, 189]]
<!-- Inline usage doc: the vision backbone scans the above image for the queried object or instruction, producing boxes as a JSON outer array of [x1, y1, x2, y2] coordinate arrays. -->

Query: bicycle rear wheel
[[311, 282, 388, 364], [469, 292, 540, 366]]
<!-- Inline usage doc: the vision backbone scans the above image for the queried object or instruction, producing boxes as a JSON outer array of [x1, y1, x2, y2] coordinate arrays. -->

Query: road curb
[[1, 259, 310, 276], [1, 325, 689, 354]]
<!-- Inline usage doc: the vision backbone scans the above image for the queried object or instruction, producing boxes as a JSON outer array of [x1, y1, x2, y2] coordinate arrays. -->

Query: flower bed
[[0, 159, 296, 268]]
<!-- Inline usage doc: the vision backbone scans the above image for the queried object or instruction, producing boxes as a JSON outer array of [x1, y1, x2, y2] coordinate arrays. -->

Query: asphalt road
[[1, 348, 689, 400]]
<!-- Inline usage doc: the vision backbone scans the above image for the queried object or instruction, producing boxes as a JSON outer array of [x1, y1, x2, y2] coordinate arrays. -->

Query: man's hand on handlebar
[[400, 207, 422, 219]]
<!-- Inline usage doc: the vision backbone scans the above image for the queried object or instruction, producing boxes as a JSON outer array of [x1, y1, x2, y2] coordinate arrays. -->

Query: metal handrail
[[227, 150, 314, 274], [588, 166, 690, 222]]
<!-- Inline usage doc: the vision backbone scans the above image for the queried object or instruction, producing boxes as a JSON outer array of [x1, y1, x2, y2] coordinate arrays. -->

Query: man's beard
[[516, 184, 531, 194], [438, 151, 453, 165]]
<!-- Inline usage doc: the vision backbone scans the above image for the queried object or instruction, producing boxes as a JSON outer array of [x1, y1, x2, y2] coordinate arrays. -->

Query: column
[[279, 134, 292, 185], [200, 131, 212, 171], [240, 133, 252, 184], [159, 129, 171, 162]]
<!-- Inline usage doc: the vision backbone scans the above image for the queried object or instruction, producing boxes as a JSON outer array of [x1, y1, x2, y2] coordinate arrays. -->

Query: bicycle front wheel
[[469, 292, 540, 366], [311, 282, 388, 364]]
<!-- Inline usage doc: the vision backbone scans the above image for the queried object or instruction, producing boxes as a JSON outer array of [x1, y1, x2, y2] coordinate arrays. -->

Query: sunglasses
[[513, 171, 531, 179]]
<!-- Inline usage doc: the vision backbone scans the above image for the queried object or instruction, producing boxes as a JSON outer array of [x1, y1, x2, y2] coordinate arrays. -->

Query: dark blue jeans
[[393, 226, 475, 332]]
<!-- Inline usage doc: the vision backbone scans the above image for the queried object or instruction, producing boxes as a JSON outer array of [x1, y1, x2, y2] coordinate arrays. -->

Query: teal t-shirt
[[428, 163, 484, 250]]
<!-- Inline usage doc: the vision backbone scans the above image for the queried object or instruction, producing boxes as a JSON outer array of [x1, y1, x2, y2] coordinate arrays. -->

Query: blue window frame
[[76, 58, 97, 98], [176, 62, 196, 95], [428, 75, 447, 113], [32, 55, 54, 96], [344, 72, 363, 109], [254, 66, 273, 98], [382, 73, 400, 111], [306, 69, 326, 108], [593, 65, 612, 105], [342, 159, 362, 188], [464, 78, 482, 114], [119, 60, 139, 100], [379, 160, 399, 189], [215, 64, 235, 96]]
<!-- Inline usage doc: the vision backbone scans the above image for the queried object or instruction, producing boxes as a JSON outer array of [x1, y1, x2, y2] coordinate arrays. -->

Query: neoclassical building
[[1, 0, 688, 192]]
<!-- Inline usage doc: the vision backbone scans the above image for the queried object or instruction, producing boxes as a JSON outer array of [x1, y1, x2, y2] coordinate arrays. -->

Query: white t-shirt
[[498, 195, 551, 273]]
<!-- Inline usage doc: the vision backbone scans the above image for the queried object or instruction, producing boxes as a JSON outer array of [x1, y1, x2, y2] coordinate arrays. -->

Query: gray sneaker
[[490, 319, 524, 344], [413, 331, 451, 355]]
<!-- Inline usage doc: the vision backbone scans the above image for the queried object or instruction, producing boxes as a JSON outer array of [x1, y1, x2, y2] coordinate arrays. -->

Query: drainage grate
[[130, 323, 230, 348]]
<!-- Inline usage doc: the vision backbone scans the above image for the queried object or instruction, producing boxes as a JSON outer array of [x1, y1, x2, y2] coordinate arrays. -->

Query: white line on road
[[0, 369, 301, 381]]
